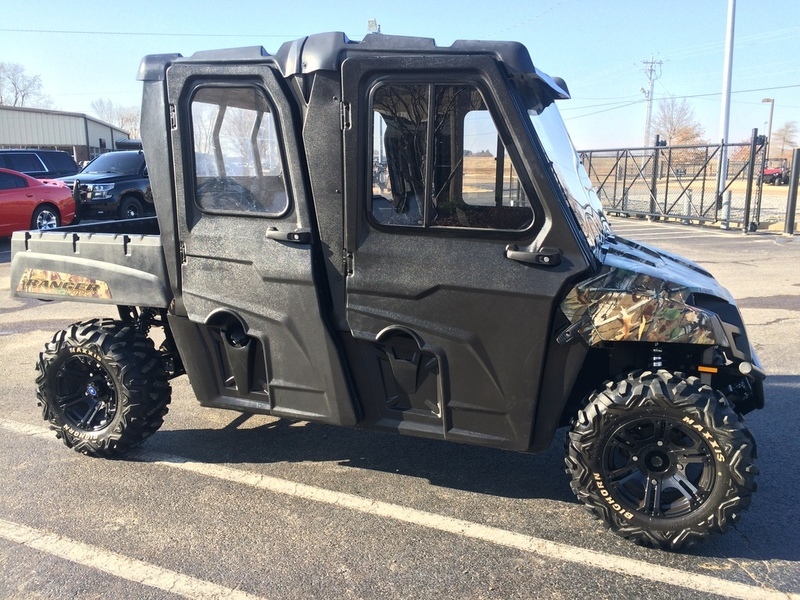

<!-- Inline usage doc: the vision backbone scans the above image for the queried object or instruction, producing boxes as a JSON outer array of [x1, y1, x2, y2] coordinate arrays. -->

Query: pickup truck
[[9, 32, 765, 550]]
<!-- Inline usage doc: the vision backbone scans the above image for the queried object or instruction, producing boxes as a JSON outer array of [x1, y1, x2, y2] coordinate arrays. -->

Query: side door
[[341, 57, 590, 450], [166, 62, 356, 426]]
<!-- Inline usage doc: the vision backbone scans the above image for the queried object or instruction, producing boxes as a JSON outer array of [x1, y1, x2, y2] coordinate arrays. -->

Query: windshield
[[82, 152, 144, 175], [514, 78, 610, 250]]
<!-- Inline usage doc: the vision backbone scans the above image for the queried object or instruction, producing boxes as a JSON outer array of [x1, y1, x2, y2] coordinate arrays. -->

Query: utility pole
[[717, 0, 736, 229], [762, 98, 774, 159], [641, 55, 663, 147]]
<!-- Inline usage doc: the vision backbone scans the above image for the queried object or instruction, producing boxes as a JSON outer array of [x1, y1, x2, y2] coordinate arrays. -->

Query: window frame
[[187, 82, 292, 219], [366, 77, 538, 239]]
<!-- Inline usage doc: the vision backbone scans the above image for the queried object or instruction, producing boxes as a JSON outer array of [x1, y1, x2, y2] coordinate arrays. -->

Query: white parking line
[[617, 232, 741, 241], [0, 518, 266, 600], [2, 417, 798, 600], [609, 222, 744, 238], [614, 227, 708, 238]]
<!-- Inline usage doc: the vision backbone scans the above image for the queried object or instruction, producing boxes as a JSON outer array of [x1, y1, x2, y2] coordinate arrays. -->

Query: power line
[[569, 94, 642, 101], [0, 28, 300, 38], [563, 100, 646, 121], [563, 82, 800, 121], [567, 82, 800, 109], [560, 99, 645, 112], [672, 83, 800, 99], [487, 0, 570, 37]]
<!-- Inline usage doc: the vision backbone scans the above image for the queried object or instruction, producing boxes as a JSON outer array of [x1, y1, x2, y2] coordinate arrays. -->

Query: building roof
[[0, 104, 129, 134]]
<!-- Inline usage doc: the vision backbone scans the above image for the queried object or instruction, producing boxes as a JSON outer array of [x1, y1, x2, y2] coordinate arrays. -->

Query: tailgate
[[10, 230, 171, 308]]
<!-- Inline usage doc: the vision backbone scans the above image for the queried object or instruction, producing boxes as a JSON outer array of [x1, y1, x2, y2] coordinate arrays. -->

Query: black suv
[[59, 150, 152, 219], [0, 149, 79, 178]]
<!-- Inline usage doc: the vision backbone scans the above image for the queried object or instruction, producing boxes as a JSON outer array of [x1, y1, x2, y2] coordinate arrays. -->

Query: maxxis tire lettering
[[680, 414, 726, 463]]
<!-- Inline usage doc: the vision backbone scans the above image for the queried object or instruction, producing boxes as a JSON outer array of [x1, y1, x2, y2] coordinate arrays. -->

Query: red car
[[0, 167, 76, 237]]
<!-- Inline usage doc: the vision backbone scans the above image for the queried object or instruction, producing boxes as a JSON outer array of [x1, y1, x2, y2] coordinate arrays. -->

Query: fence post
[[720, 157, 732, 229], [664, 146, 673, 215], [650, 136, 660, 217], [714, 142, 724, 223], [683, 190, 692, 224], [622, 151, 629, 212], [742, 128, 759, 233], [755, 136, 768, 224], [785, 147, 800, 235]]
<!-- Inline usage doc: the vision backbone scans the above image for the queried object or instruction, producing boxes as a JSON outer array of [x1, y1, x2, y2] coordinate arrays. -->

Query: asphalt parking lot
[[1, 220, 799, 600]]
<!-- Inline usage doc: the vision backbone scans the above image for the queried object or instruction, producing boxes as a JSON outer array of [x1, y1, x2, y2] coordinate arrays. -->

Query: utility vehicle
[[761, 157, 790, 185], [10, 32, 765, 550]]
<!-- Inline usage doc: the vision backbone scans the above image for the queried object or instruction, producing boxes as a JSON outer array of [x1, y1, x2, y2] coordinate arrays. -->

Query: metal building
[[0, 105, 130, 163]]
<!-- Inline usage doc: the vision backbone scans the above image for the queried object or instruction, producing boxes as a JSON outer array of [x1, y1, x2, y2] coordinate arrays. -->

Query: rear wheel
[[119, 195, 143, 219], [31, 204, 60, 230], [36, 319, 171, 457], [566, 370, 757, 550]]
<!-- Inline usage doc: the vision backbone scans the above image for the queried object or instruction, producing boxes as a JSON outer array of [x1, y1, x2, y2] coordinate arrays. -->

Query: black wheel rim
[[601, 415, 716, 519], [54, 354, 118, 431]]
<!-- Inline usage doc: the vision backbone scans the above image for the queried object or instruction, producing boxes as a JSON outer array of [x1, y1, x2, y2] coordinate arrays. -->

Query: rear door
[[166, 62, 356, 426], [341, 56, 590, 450], [0, 170, 31, 233]]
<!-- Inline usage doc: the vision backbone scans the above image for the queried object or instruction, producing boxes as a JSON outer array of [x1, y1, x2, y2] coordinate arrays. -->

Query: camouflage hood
[[599, 235, 733, 303], [559, 235, 733, 347]]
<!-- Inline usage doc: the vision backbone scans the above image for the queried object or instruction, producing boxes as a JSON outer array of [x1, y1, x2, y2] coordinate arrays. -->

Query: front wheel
[[566, 370, 757, 550], [36, 319, 171, 457]]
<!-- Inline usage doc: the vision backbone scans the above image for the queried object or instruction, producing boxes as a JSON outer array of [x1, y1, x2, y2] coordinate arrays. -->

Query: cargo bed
[[10, 217, 171, 308]]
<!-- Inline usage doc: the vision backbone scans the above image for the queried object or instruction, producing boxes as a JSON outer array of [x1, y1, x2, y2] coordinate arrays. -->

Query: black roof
[[138, 32, 569, 99]]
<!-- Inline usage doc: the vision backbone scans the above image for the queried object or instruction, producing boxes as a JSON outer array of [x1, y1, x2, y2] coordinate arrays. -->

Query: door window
[[191, 86, 288, 216], [371, 83, 534, 231]]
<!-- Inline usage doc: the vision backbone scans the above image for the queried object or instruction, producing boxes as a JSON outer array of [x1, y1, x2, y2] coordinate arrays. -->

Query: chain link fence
[[578, 132, 788, 230]]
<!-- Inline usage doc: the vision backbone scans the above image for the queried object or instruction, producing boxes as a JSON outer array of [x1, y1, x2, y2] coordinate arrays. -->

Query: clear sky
[[1, 0, 798, 149]]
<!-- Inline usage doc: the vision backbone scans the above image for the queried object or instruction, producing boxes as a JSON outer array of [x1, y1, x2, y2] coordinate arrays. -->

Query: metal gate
[[579, 131, 769, 230]]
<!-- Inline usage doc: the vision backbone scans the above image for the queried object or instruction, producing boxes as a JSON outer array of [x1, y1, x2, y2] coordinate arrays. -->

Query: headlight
[[88, 183, 115, 199]]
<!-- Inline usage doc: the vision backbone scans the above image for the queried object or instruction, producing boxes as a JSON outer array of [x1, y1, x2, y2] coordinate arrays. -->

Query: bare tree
[[89, 99, 115, 122], [0, 62, 52, 107], [771, 121, 798, 158], [652, 97, 706, 146], [90, 99, 141, 138]]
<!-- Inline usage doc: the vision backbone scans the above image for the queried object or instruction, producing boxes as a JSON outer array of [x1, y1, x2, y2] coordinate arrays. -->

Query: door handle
[[266, 227, 311, 244], [505, 245, 562, 266]]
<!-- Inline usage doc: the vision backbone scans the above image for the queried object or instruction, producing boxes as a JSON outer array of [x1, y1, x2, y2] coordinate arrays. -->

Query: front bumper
[[71, 182, 119, 218]]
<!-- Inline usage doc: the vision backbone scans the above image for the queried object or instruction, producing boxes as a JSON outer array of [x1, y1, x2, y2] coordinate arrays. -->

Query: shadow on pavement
[[139, 415, 575, 505]]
